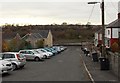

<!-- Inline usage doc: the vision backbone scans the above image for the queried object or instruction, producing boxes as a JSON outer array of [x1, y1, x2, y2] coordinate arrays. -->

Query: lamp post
[[88, 0, 105, 57]]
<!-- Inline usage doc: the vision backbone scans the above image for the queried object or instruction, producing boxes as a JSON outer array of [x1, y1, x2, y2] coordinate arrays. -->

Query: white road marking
[[80, 54, 95, 83]]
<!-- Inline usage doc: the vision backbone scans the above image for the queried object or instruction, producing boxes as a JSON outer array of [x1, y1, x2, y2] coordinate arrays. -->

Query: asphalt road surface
[[2, 46, 90, 81]]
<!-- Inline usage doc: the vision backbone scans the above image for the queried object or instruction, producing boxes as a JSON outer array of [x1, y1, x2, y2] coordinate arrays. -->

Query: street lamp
[[88, 0, 105, 57]]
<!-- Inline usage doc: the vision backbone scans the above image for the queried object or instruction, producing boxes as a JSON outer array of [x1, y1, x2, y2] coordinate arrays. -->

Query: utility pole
[[88, 0, 106, 57], [101, 0, 105, 57]]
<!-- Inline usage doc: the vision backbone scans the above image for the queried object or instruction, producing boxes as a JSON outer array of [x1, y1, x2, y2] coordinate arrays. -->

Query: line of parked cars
[[0, 46, 67, 74]]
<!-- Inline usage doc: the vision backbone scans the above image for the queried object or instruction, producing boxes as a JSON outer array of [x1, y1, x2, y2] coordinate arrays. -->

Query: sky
[[0, 0, 119, 26]]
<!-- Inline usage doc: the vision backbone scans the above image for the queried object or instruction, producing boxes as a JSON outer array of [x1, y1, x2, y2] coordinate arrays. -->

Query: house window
[[119, 32, 120, 38], [108, 30, 110, 35]]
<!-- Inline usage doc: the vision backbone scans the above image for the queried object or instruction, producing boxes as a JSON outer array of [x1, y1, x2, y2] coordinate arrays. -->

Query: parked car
[[0, 57, 13, 74], [52, 46, 62, 53], [34, 49, 51, 59], [1, 52, 26, 70], [39, 48, 53, 56], [43, 48, 56, 55], [19, 50, 43, 61], [60, 46, 67, 51]]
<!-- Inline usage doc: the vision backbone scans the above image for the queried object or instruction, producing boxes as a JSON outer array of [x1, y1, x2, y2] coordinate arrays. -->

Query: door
[[25, 51, 35, 60]]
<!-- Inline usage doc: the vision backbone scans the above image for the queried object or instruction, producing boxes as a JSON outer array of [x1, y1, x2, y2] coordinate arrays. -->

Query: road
[[2, 46, 90, 81]]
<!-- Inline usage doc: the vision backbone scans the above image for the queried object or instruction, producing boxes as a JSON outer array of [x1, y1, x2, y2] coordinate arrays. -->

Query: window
[[108, 30, 110, 35], [119, 32, 120, 38], [3, 54, 15, 59], [26, 51, 33, 54], [20, 51, 26, 54]]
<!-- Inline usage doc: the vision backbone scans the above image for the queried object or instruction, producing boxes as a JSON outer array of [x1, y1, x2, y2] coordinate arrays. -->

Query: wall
[[45, 31, 53, 47], [108, 52, 120, 80]]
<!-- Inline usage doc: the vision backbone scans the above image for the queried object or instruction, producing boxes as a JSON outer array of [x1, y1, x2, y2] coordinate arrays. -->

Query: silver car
[[1, 52, 26, 70], [19, 50, 43, 61], [0, 57, 13, 74]]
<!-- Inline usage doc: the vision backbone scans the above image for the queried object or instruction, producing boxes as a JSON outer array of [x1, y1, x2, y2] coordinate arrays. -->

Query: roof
[[2, 32, 20, 40], [31, 30, 49, 38], [22, 30, 50, 40], [22, 33, 43, 40], [107, 19, 120, 28]]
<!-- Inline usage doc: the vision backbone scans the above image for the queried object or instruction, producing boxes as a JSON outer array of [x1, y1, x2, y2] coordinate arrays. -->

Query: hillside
[[2, 25, 101, 44]]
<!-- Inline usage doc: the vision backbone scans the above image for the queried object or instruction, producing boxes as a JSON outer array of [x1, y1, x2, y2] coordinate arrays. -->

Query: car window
[[35, 51, 40, 53], [20, 51, 26, 54], [18, 53, 24, 58], [32, 51, 39, 54], [26, 51, 33, 54], [41, 50, 46, 52], [3, 54, 15, 59]]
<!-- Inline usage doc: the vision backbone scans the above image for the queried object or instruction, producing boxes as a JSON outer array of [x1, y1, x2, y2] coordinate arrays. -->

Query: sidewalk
[[80, 50, 119, 83]]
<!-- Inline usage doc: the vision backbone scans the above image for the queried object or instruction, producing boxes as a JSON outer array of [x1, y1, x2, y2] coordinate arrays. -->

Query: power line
[[87, 4, 96, 24]]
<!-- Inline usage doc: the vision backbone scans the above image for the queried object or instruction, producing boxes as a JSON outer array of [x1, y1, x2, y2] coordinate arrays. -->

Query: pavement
[[80, 49, 119, 83]]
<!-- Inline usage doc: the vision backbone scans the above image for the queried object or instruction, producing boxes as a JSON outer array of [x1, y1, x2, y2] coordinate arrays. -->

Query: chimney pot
[[118, 13, 120, 19]]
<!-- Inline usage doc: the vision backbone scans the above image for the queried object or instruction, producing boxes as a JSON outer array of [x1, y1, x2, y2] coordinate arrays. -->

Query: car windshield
[[33, 51, 39, 54], [35, 50, 40, 53], [41, 50, 46, 52], [19, 53, 25, 58]]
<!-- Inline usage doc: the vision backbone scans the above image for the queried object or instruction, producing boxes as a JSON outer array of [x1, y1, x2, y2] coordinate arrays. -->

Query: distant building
[[94, 29, 102, 46], [22, 30, 53, 48], [2, 32, 21, 41]]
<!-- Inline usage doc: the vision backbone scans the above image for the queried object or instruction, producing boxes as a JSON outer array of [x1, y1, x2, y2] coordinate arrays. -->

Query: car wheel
[[34, 57, 40, 61], [12, 63, 17, 70], [20, 65, 24, 68], [43, 55, 47, 59]]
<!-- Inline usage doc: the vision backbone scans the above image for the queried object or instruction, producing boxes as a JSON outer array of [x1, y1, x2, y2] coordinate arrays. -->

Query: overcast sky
[[0, 0, 119, 25]]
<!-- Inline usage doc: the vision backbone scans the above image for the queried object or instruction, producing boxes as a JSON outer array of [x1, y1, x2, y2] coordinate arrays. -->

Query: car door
[[20, 51, 29, 60], [26, 51, 35, 60]]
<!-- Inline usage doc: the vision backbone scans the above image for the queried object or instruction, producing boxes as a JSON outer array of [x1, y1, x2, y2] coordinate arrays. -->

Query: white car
[[0, 57, 13, 74], [1, 52, 26, 70], [34, 49, 51, 59], [19, 50, 43, 61], [39, 48, 53, 56]]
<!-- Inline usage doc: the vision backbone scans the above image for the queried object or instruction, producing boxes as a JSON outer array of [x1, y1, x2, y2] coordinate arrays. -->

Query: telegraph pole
[[101, 0, 105, 57]]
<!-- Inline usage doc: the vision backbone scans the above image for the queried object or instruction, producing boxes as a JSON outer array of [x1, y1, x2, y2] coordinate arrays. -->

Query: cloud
[[0, 1, 119, 25]]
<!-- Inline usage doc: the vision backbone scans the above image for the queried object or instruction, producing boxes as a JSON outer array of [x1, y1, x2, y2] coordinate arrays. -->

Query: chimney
[[118, 13, 120, 19]]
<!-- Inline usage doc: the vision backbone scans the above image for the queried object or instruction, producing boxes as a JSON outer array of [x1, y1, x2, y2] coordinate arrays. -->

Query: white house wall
[[95, 33, 98, 39], [112, 28, 119, 38], [105, 28, 111, 38]]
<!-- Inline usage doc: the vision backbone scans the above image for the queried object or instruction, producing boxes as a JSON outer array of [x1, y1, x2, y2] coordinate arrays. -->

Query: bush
[[36, 39, 44, 48]]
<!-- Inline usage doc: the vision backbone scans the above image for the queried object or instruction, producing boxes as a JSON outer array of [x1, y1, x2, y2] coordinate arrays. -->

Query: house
[[94, 29, 102, 46], [2, 32, 22, 52], [2, 32, 21, 41], [22, 30, 53, 48], [105, 12, 120, 52]]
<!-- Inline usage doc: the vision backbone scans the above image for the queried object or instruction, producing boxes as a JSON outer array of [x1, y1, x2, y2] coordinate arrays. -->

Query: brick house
[[105, 12, 120, 52]]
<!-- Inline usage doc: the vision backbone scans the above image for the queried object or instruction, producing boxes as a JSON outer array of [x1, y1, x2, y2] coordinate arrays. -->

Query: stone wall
[[108, 52, 120, 80]]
